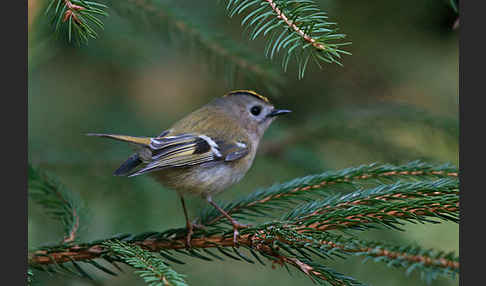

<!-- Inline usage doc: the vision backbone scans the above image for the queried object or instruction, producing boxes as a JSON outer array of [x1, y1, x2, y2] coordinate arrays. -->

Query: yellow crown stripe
[[224, 90, 270, 103]]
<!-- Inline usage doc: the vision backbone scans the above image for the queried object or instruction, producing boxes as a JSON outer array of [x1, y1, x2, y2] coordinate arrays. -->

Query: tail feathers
[[86, 133, 152, 146], [114, 153, 143, 176]]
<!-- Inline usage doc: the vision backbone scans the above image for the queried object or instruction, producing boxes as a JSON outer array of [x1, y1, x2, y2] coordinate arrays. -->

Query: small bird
[[88, 90, 290, 246]]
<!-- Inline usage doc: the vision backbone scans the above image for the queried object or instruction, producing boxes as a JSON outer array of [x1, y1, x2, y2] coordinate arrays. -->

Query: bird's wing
[[127, 133, 250, 177], [217, 140, 250, 162]]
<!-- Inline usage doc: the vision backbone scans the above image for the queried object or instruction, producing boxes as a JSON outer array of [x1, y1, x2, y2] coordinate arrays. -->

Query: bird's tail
[[86, 133, 150, 176], [86, 133, 152, 146], [113, 153, 143, 176]]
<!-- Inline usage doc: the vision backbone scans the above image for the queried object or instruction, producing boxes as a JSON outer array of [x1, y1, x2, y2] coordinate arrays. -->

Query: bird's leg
[[206, 196, 249, 246], [179, 196, 194, 248], [190, 218, 207, 230]]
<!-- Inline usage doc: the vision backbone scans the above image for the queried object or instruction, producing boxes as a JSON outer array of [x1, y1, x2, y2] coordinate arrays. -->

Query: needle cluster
[[45, 0, 108, 44], [28, 161, 459, 286]]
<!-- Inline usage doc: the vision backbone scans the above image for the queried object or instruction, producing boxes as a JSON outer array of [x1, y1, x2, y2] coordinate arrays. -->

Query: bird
[[87, 90, 291, 247]]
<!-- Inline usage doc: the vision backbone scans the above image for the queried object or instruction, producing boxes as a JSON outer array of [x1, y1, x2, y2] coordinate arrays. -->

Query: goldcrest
[[88, 90, 291, 246]]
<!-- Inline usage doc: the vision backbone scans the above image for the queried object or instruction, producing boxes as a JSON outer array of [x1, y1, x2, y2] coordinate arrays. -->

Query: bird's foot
[[191, 220, 207, 231], [231, 221, 251, 247], [185, 223, 194, 249], [184, 221, 207, 248]]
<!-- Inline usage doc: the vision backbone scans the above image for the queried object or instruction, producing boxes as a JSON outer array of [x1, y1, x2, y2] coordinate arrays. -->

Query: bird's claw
[[185, 221, 207, 248], [185, 226, 194, 249], [231, 221, 251, 247]]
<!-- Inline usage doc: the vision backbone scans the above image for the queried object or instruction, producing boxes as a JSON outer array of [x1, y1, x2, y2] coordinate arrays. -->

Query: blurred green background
[[28, 0, 459, 285]]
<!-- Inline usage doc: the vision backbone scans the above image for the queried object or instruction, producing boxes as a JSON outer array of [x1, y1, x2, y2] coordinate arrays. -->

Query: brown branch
[[30, 226, 459, 270], [316, 239, 458, 270], [272, 233, 459, 271], [29, 221, 458, 286], [29, 199, 459, 266], [204, 170, 458, 226], [62, 208, 80, 244], [29, 233, 348, 285], [301, 188, 458, 219], [301, 203, 459, 232]]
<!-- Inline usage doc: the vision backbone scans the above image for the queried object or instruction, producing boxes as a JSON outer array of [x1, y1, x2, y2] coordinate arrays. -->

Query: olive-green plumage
[[88, 90, 290, 246]]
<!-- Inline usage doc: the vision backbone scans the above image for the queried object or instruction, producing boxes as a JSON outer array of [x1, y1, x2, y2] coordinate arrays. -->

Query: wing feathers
[[95, 132, 250, 177], [127, 134, 221, 177], [113, 153, 142, 176], [149, 134, 195, 149]]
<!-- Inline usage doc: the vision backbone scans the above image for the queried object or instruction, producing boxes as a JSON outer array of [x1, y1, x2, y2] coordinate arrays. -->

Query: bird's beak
[[267, 109, 292, 118]]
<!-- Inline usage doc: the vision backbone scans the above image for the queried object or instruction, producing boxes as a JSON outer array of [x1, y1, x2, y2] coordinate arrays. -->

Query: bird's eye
[[250, 106, 262, 116]]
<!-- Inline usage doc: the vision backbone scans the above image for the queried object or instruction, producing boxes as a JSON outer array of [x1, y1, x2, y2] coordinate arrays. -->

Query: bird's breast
[[151, 158, 254, 197]]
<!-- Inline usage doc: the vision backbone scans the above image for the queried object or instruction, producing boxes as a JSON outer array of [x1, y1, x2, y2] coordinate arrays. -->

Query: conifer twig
[[200, 162, 458, 226], [28, 224, 459, 271], [264, 0, 330, 51], [106, 240, 187, 286], [62, 208, 80, 244], [267, 229, 459, 279], [225, 0, 350, 78], [45, 0, 108, 44], [28, 163, 459, 285], [28, 164, 84, 244], [29, 180, 458, 265], [62, 1, 85, 24], [286, 179, 458, 220], [28, 201, 458, 285]]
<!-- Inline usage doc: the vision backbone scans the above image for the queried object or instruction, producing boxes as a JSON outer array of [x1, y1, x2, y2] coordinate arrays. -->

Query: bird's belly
[[152, 162, 247, 197]]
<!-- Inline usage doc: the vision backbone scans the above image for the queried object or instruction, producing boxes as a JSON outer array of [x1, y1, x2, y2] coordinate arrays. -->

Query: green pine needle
[[28, 163, 85, 244], [28, 162, 459, 285], [45, 0, 108, 45], [224, 0, 351, 79], [104, 240, 187, 286], [283, 178, 458, 221], [268, 229, 458, 282], [198, 161, 458, 225]]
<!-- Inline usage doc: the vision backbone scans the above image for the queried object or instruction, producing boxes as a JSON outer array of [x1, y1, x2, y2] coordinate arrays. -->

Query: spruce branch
[[28, 222, 459, 271], [285, 178, 458, 219], [199, 161, 458, 226], [105, 240, 187, 286], [351, 241, 459, 282], [107, 0, 284, 94], [286, 180, 458, 232], [45, 0, 108, 44], [264, 229, 459, 282], [29, 208, 458, 285], [225, 0, 351, 78], [28, 163, 459, 285], [28, 164, 85, 244], [30, 233, 364, 286]]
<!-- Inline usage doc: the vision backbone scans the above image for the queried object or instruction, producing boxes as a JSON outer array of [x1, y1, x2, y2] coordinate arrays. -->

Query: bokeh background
[[28, 0, 459, 285]]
